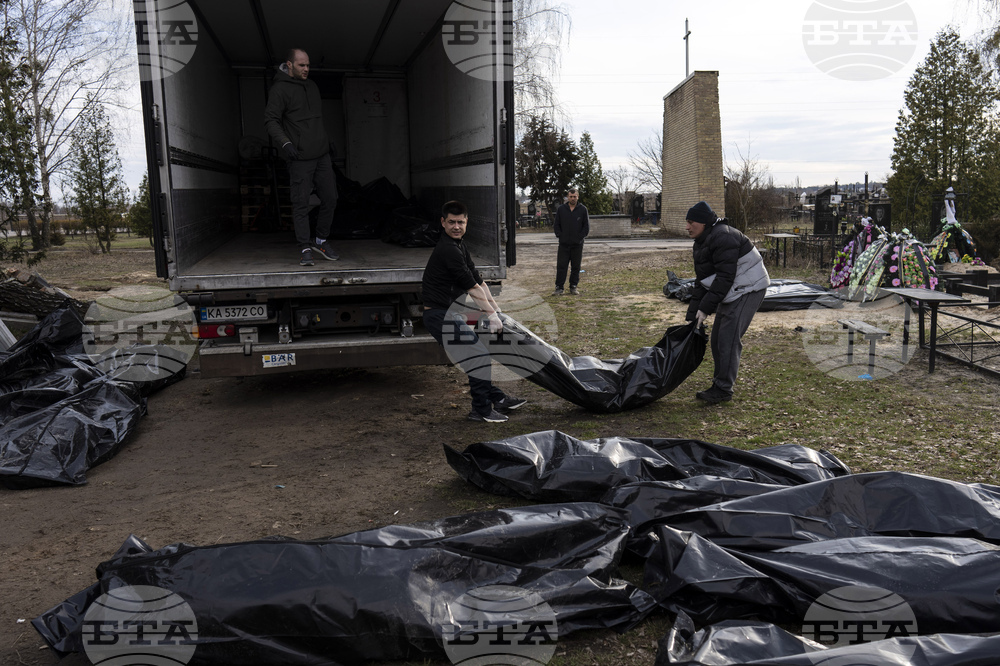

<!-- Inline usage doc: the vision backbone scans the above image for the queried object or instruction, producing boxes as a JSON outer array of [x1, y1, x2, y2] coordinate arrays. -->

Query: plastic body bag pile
[[444, 431, 1000, 664], [1, 305, 187, 488], [488, 314, 706, 412]]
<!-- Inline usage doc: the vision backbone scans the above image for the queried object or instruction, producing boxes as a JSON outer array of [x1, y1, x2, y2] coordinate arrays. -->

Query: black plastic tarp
[[34, 503, 655, 665], [444, 430, 850, 503], [656, 612, 1000, 665], [493, 317, 706, 412], [654, 471, 1000, 551], [644, 527, 1000, 635], [664, 274, 843, 312], [0, 306, 186, 488], [757, 279, 844, 312]]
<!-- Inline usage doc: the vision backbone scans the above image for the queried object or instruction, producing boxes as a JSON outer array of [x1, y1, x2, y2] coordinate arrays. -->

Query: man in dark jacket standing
[[552, 188, 589, 296], [685, 201, 769, 404], [264, 48, 339, 266]]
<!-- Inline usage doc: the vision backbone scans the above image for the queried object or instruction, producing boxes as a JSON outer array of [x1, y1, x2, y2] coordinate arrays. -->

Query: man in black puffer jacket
[[264, 48, 339, 266], [684, 201, 769, 403]]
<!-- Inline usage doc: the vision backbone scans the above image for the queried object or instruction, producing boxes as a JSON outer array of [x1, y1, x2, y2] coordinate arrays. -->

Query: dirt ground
[[1, 240, 996, 665]]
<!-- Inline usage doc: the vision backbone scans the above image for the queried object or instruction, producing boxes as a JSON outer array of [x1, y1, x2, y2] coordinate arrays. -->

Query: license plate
[[200, 305, 268, 322], [262, 353, 295, 368]]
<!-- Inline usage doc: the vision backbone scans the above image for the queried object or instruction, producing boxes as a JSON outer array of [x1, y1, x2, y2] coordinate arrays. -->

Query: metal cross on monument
[[684, 18, 691, 77]]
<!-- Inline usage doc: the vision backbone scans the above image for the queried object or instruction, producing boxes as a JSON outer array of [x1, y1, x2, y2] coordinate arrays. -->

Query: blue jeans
[[424, 308, 506, 415]]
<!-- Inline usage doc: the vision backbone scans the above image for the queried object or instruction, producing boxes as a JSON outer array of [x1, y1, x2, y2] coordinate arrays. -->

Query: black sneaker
[[551, 288, 564, 296], [569, 286, 580, 295], [313, 240, 339, 261], [467, 409, 508, 423], [494, 396, 527, 412], [696, 387, 732, 404], [300, 248, 315, 266]]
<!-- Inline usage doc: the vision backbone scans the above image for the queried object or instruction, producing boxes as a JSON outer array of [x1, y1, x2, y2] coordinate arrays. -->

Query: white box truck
[[134, 0, 516, 377]]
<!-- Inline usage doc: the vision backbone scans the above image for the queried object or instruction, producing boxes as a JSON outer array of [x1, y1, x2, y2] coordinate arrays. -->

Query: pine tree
[[70, 95, 127, 254], [575, 131, 613, 214], [514, 114, 578, 216], [887, 27, 1000, 238], [128, 172, 154, 246], [0, 23, 37, 264]]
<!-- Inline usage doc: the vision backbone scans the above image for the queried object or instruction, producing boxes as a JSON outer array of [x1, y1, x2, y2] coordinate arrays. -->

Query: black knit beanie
[[686, 201, 717, 226]]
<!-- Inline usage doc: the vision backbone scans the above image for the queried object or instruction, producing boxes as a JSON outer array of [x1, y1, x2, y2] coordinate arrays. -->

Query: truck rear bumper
[[197, 333, 451, 377]]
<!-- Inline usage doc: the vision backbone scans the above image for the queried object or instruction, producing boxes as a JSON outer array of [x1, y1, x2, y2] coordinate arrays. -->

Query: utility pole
[[684, 19, 691, 77]]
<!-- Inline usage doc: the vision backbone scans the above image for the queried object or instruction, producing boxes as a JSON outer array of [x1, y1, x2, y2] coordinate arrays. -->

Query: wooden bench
[[838, 319, 890, 376]]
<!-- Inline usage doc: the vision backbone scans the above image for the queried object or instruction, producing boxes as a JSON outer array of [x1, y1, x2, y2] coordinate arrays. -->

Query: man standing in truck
[[552, 187, 589, 296], [422, 201, 527, 423], [264, 48, 339, 266]]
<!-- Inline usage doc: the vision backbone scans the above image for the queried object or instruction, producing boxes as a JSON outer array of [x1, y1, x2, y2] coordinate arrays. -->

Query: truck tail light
[[193, 324, 236, 339]]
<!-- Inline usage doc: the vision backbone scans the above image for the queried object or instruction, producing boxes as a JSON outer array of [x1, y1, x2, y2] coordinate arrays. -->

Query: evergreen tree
[[514, 114, 578, 216], [887, 27, 1000, 238], [70, 95, 127, 254], [128, 172, 154, 246], [575, 131, 613, 214], [0, 21, 38, 264]]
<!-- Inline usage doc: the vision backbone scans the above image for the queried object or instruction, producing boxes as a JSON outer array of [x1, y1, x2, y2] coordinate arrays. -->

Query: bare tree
[[6, 0, 133, 249], [605, 165, 640, 215], [724, 138, 781, 233], [628, 131, 663, 193], [513, 0, 570, 131]]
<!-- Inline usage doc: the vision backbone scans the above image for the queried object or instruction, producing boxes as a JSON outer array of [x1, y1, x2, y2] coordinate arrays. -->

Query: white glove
[[695, 311, 708, 327], [487, 312, 503, 334]]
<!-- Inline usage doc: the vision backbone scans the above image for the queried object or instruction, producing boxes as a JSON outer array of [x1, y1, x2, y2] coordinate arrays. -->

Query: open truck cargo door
[[134, 0, 515, 377]]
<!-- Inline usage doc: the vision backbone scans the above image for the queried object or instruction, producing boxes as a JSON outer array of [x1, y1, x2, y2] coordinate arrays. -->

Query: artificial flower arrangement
[[928, 220, 980, 264], [960, 254, 987, 266], [848, 227, 937, 301], [830, 219, 878, 288]]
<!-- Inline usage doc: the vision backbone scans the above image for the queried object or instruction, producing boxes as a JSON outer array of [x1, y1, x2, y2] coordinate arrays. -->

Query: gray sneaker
[[300, 248, 315, 266], [466, 409, 508, 423], [313, 240, 339, 261], [494, 395, 527, 412], [569, 286, 580, 295], [551, 288, 564, 296]]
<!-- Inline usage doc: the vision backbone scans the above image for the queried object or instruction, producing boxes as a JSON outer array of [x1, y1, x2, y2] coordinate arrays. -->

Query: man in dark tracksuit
[[264, 48, 339, 266], [552, 188, 589, 295], [685, 201, 769, 404], [422, 200, 527, 423]]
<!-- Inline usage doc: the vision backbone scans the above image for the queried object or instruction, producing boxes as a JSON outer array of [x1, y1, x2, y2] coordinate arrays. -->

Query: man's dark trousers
[[288, 153, 338, 248], [555, 242, 584, 290], [423, 308, 505, 415]]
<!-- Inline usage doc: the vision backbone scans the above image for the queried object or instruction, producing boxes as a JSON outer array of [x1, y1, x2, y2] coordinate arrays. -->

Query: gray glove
[[281, 142, 299, 160]]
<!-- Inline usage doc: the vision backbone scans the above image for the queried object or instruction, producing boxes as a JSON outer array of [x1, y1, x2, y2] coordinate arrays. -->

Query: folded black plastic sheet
[[444, 430, 850, 503], [0, 377, 145, 488], [34, 503, 656, 665], [655, 614, 1000, 666], [757, 279, 844, 312], [656, 613, 1000, 665], [495, 317, 707, 412], [601, 478, 785, 557], [658, 471, 1000, 551], [380, 206, 440, 247], [663, 270, 697, 302], [645, 527, 1000, 635], [1, 307, 186, 488]]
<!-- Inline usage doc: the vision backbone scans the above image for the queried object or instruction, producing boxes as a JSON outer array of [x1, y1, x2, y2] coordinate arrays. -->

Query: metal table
[[881, 288, 970, 373], [763, 233, 799, 268]]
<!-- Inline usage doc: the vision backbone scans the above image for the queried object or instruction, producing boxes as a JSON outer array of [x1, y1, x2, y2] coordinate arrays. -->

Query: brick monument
[[661, 71, 724, 234]]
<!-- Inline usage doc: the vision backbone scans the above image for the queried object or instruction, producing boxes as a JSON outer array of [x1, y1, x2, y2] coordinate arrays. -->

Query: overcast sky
[[555, 0, 992, 190]]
